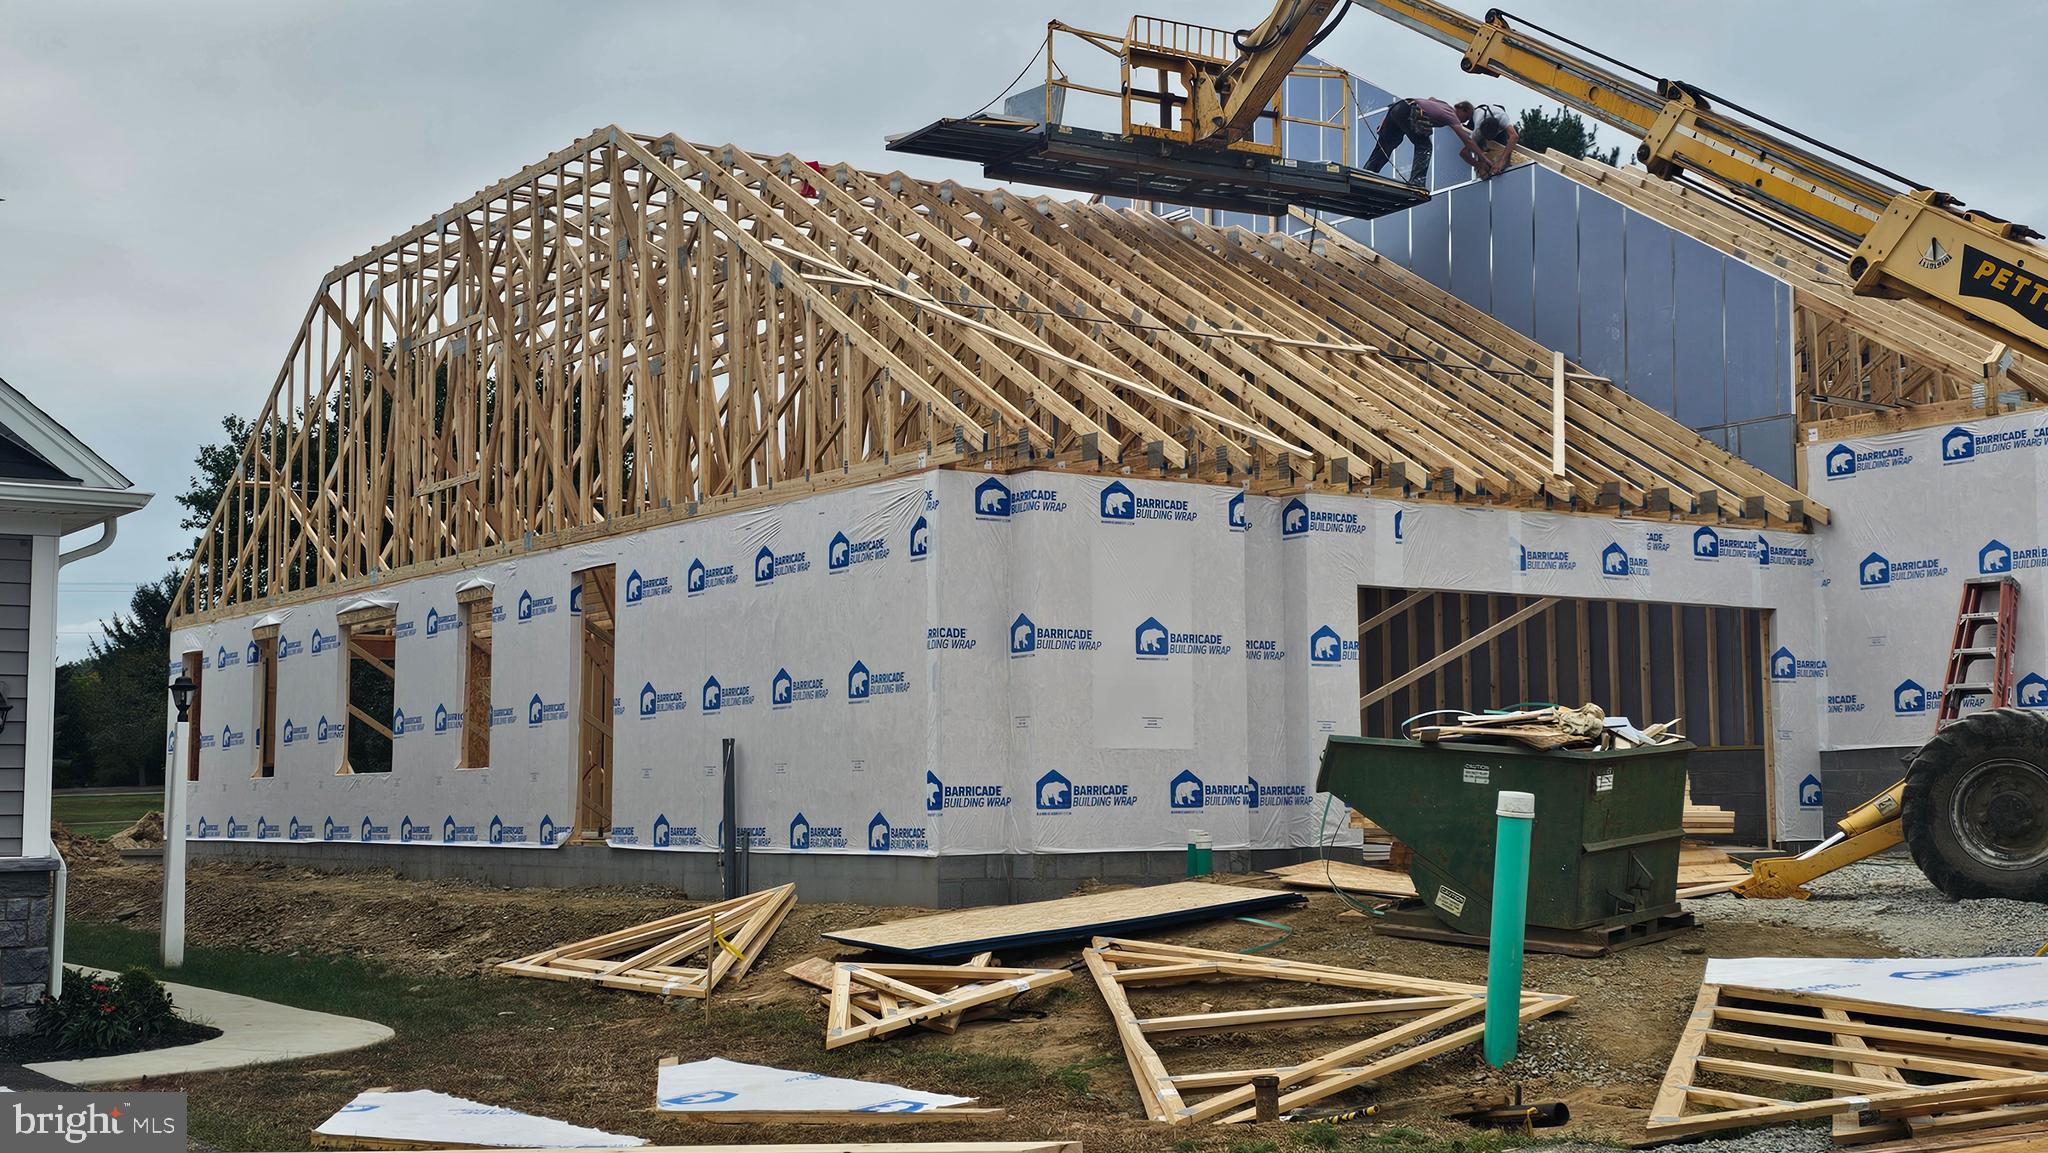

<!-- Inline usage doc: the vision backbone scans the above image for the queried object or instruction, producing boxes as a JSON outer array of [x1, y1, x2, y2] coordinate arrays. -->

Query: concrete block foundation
[[190, 840, 1341, 907]]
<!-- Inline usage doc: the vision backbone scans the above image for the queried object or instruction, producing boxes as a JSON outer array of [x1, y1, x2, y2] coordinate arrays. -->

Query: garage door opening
[[1357, 587, 1775, 842]]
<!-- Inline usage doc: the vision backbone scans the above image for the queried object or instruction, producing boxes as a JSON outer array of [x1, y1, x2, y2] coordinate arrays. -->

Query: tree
[[54, 573, 180, 788], [172, 413, 250, 564], [55, 414, 255, 790], [1515, 106, 1621, 166]]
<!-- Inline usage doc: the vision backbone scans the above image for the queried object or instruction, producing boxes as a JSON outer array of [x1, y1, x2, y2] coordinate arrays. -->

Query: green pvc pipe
[[1484, 790, 1535, 1068]]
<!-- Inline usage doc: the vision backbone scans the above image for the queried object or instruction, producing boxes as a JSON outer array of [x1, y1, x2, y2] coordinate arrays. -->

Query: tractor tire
[[1902, 708, 2048, 902]]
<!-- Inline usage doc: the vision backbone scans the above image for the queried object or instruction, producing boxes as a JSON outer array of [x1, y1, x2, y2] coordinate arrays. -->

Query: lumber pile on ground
[[1343, 810, 1403, 865], [1681, 778, 1738, 837], [788, 957, 1071, 1049], [497, 885, 794, 998], [788, 952, 998, 1036], [1083, 936, 1574, 1125], [1645, 983, 2048, 1143], [1674, 844, 1754, 898]]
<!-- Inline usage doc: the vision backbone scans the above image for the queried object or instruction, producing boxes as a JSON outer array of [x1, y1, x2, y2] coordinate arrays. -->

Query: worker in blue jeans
[[1364, 97, 1486, 186]]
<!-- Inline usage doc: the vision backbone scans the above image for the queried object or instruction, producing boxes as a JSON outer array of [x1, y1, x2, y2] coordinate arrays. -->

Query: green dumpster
[[1317, 735, 1693, 947]]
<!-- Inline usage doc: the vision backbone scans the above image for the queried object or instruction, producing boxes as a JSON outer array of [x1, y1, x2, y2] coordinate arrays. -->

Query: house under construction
[[163, 112, 2040, 904]]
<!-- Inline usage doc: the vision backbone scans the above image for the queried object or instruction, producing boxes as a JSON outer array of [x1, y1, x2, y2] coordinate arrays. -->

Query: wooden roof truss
[[173, 126, 1821, 623]]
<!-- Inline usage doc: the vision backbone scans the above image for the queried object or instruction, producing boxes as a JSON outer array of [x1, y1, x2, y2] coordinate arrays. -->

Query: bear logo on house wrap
[[1011, 614, 1035, 655], [1282, 498, 1309, 537], [688, 559, 707, 593], [868, 812, 891, 851], [1602, 542, 1632, 576], [1799, 773, 1823, 808], [974, 477, 1010, 518], [1136, 616, 1169, 657], [755, 547, 777, 584], [1771, 647, 1796, 681], [1895, 679, 1928, 714], [1036, 769, 1072, 811], [1694, 526, 1720, 558], [1981, 540, 2012, 574], [640, 682, 659, 717], [829, 532, 851, 570], [1228, 491, 1248, 531], [1101, 481, 1134, 521], [624, 571, 644, 603], [1861, 552, 1891, 587], [789, 813, 810, 850], [1943, 427, 1975, 461], [1170, 769, 1204, 811], [702, 676, 722, 713], [1309, 625, 1343, 665], [2019, 673, 2048, 707], [848, 661, 870, 700], [1826, 444, 1856, 476], [772, 669, 793, 705], [909, 515, 930, 558], [926, 770, 944, 812]]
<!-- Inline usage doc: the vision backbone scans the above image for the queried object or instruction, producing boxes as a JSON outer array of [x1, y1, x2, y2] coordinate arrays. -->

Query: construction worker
[[1461, 102, 1518, 178], [1363, 97, 1483, 187]]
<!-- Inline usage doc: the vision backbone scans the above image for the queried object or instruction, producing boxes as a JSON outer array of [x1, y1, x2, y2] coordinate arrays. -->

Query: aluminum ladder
[[1936, 575, 2020, 728]]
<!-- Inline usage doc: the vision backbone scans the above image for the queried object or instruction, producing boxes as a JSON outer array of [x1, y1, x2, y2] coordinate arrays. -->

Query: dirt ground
[[65, 852, 1899, 1151]]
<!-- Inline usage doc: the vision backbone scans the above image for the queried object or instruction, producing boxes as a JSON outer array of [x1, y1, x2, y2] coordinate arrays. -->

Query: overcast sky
[[5, 1, 2043, 661]]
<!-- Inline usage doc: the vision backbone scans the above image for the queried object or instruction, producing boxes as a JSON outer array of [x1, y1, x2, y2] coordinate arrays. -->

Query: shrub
[[30, 968, 184, 1055]]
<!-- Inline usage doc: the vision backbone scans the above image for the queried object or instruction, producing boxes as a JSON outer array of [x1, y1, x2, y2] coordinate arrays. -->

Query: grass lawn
[[61, 920, 1118, 1152], [60, 918, 1583, 1153], [52, 790, 159, 839]]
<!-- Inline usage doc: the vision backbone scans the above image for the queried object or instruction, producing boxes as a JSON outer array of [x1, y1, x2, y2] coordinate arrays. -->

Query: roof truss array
[[173, 125, 1820, 623]]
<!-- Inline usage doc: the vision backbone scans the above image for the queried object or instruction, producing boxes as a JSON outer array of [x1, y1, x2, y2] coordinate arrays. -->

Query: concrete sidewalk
[[25, 968, 392, 1085]]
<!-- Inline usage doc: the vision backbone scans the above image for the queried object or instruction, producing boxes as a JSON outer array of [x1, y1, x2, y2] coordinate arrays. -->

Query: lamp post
[[162, 672, 195, 967]]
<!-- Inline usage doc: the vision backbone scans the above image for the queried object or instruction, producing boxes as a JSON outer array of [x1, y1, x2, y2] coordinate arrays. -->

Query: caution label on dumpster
[[1461, 765, 1490, 785], [1595, 771, 1614, 793], [1435, 885, 1467, 916]]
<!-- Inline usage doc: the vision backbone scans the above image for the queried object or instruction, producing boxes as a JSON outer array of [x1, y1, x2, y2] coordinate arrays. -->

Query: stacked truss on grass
[[497, 884, 793, 998], [787, 953, 1062, 1040], [1646, 983, 2048, 1142], [819, 959, 1071, 1049], [1082, 937, 1574, 1125]]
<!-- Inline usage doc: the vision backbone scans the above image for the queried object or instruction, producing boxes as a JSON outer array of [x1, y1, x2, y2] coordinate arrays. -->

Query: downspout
[[45, 516, 119, 987], [48, 847, 65, 991], [59, 516, 119, 566]]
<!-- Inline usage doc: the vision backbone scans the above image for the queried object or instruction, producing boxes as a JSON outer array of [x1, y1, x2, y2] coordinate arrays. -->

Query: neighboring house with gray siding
[[0, 375, 150, 1034]]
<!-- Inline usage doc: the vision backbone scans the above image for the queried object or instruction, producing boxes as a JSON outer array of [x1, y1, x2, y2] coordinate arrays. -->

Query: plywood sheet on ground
[[1266, 860, 1416, 899], [821, 881, 1304, 959]]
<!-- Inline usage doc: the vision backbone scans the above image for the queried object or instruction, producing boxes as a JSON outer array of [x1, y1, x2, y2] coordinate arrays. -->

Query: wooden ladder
[[1936, 576, 2019, 728]]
